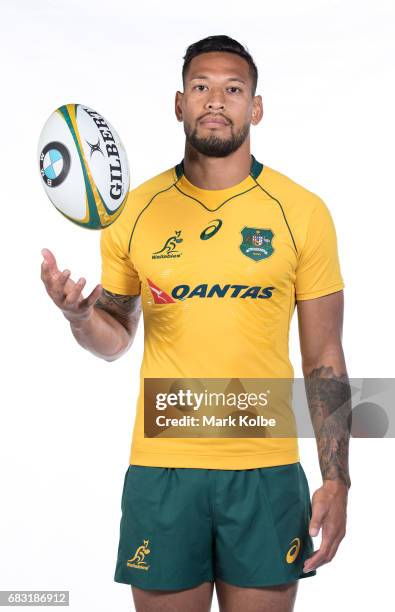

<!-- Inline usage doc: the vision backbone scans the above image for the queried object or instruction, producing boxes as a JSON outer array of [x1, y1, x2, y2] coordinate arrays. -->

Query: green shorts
[[114, 461, 317, 590]]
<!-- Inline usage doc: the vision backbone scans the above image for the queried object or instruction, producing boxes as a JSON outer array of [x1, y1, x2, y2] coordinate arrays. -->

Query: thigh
[[114, 465, 214, 590], [214, 462, 316, 587], [132, 580, 214, 612], [215, 577, 298, 612]]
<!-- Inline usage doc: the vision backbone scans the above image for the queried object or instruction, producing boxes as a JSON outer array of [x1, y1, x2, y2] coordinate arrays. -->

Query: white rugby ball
[[38, 103, 130, 229]]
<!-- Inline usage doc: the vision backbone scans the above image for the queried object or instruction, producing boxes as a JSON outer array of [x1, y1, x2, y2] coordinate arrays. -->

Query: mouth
[[199, 116, 230, 128]]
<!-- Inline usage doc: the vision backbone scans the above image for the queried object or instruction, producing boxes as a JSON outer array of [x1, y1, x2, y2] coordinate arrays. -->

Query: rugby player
[[41, 34, 351, 612]]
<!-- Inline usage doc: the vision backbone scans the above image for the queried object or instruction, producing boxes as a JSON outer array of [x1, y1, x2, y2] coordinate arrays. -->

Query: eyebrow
[[190, 75, 246, 84]]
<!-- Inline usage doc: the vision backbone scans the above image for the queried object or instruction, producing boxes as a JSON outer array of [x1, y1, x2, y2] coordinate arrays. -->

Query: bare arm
[[41, 248, 141, 362], [297, 290, 351, 573], [70, 290, 141, 361], [297, 290, 351, 490]]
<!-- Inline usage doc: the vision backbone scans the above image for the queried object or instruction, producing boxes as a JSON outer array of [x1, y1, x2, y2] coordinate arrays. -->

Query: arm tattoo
[[95, 288, 141, 333], [304, 365, 352, 489]]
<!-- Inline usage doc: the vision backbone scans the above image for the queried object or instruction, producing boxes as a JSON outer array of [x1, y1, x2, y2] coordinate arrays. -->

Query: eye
[[227, 86, 241, 93], [194, 84, 207, 91]]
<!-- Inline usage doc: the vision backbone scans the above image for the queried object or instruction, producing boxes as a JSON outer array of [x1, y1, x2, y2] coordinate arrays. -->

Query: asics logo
[[200, 219, 223, 240], [286, 538, 301, 564]]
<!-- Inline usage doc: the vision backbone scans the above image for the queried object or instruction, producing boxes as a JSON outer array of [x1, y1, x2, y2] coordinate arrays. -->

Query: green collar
[[175, 154, 263, 181]]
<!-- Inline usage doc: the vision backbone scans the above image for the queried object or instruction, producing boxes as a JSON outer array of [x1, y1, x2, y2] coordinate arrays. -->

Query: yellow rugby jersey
[[100, 155, 345, 469]]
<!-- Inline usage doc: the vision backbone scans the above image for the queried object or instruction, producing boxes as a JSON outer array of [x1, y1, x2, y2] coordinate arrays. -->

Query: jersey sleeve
[[295, 198, 345, 300], [100, 219, 141, 295]]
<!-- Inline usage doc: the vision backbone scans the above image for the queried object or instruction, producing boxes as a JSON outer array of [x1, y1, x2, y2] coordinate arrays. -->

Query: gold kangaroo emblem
[[153, 230, 183, 255], [126, 539, 151, 570]]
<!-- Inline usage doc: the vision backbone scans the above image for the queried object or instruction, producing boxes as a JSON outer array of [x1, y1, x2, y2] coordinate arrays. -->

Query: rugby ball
[[38, 103, 129, 229]]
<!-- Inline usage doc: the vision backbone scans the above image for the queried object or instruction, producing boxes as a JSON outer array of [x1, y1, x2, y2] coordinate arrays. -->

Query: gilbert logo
[[127, 539, 151, 570], [286, 537, 301, 564], [86, 137, 104, 158], [152, 230, 183, 259]]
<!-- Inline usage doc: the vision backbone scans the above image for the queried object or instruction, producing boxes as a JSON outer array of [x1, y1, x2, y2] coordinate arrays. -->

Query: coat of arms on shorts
[[240, 227, 274, 261]]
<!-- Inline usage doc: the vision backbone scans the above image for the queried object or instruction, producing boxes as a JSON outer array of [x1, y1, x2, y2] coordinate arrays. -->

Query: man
[[41, 35, 351, 612]]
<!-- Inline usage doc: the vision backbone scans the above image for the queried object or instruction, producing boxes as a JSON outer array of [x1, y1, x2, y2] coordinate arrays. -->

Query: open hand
[[40, 247, 102, 324]]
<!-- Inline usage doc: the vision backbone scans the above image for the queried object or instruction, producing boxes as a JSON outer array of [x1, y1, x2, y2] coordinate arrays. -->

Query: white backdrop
[[1, 0, 394, 610]]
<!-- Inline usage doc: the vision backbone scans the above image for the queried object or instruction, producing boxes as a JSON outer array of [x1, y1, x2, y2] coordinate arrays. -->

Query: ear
[[251, 94, 263, 126], [175, 91, 184, 122]]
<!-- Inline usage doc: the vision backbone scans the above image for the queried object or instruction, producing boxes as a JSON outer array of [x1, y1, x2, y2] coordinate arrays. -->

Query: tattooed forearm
[[95, 289, 141, 333], [304, 365, 352, 489]]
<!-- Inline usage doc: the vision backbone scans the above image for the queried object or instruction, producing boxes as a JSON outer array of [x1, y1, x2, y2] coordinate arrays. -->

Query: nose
[[204, 86, 226, 111]]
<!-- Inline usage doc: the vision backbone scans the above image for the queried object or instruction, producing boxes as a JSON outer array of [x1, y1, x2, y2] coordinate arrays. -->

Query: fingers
[[309, 497, 328, 537], [41, 248, 63, 298], [303, 522, 346, 573], [79, 284, 102, 310], [325, 531, 344, 563], [41, 248, 59, 278], [51, 269, 71, 299], [304, 525, 334, 571], [41, 257, 74, 303], [41, 259, 57, 286], [303, 490, 334, 573], [63, 277, 86, 307], [40, 248, 99, 319]]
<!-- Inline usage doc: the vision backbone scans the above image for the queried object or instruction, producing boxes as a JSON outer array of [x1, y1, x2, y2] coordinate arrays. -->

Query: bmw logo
[[40, 141, 71, 187]]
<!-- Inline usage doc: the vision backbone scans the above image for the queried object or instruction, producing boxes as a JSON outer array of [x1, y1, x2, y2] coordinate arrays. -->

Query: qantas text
[[171, 284, 275, 300]]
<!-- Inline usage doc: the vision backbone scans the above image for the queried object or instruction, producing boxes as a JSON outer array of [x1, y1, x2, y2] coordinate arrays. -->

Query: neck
[[182, 138, 252, 190]]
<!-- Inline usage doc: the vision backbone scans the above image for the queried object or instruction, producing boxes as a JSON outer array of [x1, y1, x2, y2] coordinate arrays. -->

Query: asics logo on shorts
[[286, 537, 301, 563]]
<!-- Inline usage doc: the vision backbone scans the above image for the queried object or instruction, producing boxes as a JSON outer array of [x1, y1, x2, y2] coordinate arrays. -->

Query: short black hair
[[182, 35, 258, 96]]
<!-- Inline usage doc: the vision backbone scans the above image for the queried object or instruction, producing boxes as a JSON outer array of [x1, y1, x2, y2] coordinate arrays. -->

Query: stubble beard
[[184, 119, 250, 158]]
